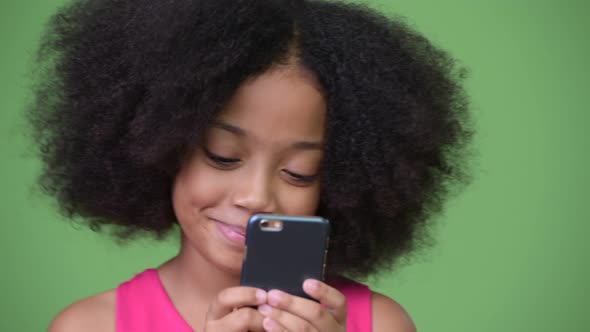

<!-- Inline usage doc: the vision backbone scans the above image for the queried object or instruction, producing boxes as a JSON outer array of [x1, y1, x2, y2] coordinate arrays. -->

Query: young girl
[[29, 0, 471, 331]]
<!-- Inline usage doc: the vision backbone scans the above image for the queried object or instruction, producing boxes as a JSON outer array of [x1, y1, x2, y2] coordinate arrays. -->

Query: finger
[[206, 287, 266, 320], [206, 307, 265, 332], [303, 279, 347, 322], [258, 305, 319, 332], [266, 289, 340, 330]]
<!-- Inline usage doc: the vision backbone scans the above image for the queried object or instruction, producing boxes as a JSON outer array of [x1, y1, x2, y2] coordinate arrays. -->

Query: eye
[[204, 148, 240, 168], [283, 169, 318, 186]]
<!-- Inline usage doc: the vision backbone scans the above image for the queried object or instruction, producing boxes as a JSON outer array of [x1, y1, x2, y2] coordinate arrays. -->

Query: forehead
[[216, 65, 326, 142]]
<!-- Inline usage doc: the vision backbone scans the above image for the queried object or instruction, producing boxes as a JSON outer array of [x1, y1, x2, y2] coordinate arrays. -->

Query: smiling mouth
[[212, 219, 246, 246]]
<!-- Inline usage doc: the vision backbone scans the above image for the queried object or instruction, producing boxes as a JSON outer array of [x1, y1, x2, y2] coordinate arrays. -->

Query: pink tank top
[[116, 269, 372, 331]]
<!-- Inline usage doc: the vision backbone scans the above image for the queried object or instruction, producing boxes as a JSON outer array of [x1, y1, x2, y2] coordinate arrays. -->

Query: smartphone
[[240, 214, 330, 301]]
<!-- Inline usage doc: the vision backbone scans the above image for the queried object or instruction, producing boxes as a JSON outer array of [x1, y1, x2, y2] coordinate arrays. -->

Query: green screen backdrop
[[1, 0, 588, 331]]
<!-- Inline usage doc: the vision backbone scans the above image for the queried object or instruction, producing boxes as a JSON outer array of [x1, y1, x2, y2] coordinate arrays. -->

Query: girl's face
[[172, 65, 326, 275]]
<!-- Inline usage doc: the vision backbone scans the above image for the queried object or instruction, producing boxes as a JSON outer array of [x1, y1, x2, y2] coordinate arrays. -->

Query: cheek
[[276, 184, 321, 216], [172, 160, 227, 223]]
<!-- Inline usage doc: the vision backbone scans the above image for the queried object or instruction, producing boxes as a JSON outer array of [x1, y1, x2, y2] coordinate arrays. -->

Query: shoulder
[[47, 289, 116, 332], [371, 291, 416, 332]]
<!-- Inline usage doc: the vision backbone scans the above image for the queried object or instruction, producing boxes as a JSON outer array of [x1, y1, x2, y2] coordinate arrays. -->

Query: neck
[[156, 234, 241, 326]]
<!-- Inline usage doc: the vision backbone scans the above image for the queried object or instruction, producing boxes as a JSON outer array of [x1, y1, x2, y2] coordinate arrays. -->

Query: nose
[[231, 167, 276, 214]]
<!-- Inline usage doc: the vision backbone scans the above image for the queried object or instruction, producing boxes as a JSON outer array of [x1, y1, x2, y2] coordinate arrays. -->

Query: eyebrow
[[291, 141, 323, 150], [212, 120, 323, 151], [212, 121, 246, 136]]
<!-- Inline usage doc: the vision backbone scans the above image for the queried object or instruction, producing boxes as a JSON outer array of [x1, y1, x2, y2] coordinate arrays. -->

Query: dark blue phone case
[[240, 214, 330, 301]]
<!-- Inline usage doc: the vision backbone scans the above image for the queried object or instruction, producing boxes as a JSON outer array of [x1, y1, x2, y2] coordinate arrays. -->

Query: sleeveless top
[[116, 269, 372, 331]]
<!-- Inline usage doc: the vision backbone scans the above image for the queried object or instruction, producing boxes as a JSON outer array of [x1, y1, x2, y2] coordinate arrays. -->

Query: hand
[[204, 286, 267, 332], [257, 279, 347, 331]]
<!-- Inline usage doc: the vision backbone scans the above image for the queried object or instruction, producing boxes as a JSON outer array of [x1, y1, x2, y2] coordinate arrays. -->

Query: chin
[[207, 245, 245, 277], [216, 258, 244, 277]]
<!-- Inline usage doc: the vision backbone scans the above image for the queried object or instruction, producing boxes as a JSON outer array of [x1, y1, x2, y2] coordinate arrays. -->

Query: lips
[[212, 218, 246, 246]]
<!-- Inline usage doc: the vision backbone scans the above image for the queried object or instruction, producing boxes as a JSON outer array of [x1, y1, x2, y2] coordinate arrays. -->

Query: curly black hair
[[28, 0, 472, 279]]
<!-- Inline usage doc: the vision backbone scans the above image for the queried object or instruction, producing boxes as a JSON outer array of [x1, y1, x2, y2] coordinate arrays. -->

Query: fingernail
[[304, 279, 319, 292], [268, 290, 282, 306], [256, 289, 267, 304], [258, 304, 271, 316]]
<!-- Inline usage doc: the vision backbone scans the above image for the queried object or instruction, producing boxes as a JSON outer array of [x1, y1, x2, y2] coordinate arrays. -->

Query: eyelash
[[204, 148, 240, 167], [283, 170, 317, 184], [203, 148, 317, 184]]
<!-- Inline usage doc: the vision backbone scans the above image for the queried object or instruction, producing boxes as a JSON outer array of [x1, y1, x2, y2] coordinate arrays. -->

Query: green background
[[1, 0, 588, 331]]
